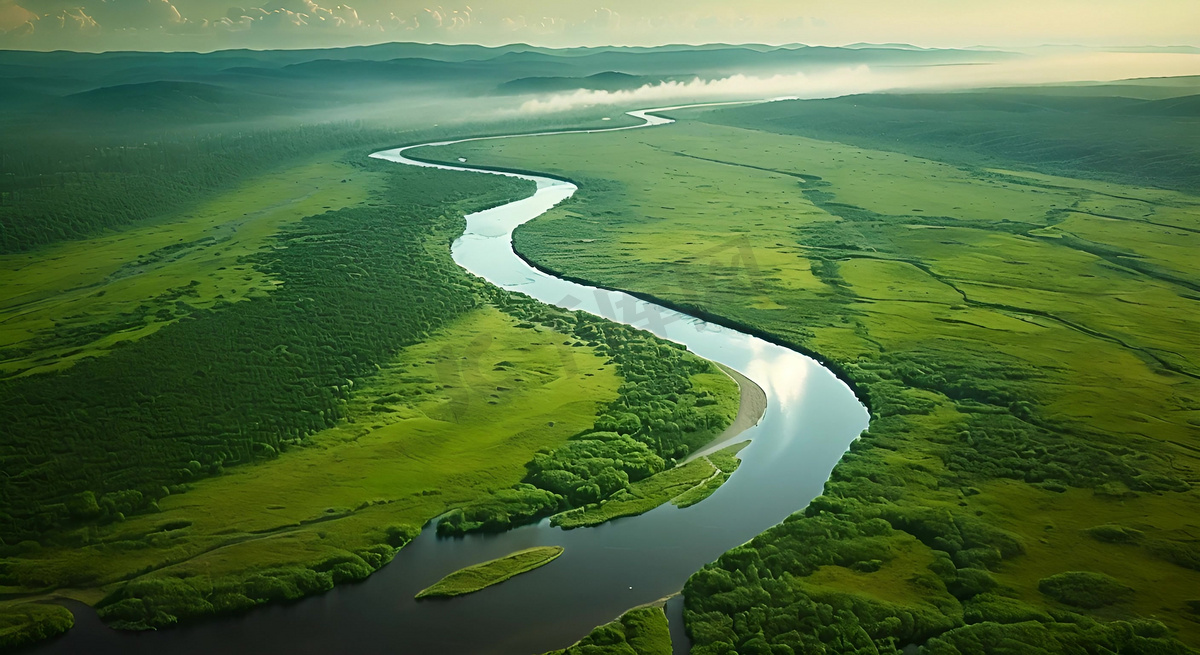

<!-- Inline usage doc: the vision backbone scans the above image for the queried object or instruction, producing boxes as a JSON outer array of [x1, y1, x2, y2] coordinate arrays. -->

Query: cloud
[[217, 0, 364, 32], [3, 0, 183, 35], [389, 4, 471, 34], [55, 6, 99, 31], [4, 0, 1200, 52], [0, 1, 806, 47], [514, 67, 885, 114], [579, 7, 619, 32], [0, 0, 373, 41], [248, 7, 305, 29], [90, 0, 182, 29], [0, 0, 38, 33], [291, 0, 363, 29]]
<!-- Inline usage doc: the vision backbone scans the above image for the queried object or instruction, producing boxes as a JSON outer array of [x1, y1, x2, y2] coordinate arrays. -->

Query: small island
[[415, 546, 565, 599]]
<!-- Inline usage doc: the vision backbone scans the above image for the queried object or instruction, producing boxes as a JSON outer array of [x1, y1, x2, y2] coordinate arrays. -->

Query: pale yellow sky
[[1, 0, 1198, 52]]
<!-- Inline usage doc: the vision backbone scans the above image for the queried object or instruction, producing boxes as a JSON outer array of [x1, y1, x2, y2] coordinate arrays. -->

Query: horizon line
[[3, 40, 1200, 57]]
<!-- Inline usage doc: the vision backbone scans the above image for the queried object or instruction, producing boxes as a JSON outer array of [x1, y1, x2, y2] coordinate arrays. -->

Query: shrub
[[1037, 571, 1133, 609], [1082, 524, 1143, 544]]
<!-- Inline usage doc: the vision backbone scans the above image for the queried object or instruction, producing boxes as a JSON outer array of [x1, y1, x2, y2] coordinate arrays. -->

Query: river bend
[[32, 105, 868, 655]]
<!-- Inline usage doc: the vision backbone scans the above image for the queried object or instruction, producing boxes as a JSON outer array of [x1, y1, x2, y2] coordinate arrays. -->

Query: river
[[31, 105, 868, 655]]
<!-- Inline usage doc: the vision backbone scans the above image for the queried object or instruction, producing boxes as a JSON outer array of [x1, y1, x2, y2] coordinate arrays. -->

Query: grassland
[[436, 299, 740, 536], [544, 605, 672, 655], [703, 87, 1200, 194], [415, 546, 565, 599], [0, 153, 376, 378], [419, 89, 1200, 652], [1, 303, 618, 629], [0, 158, 542, 546]]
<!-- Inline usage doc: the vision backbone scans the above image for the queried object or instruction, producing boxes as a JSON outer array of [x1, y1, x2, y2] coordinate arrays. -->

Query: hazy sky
[[1, 0, 1198, 52]]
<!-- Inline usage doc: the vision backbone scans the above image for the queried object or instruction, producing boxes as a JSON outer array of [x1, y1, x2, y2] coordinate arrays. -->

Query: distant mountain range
[[0, 42, 1017, 132]]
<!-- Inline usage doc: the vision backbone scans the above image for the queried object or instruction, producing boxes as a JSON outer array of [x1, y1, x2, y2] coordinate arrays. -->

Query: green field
[[419, 84, 1200, 651], [415, 546, 565, 599], [435, 301, 739, 537]]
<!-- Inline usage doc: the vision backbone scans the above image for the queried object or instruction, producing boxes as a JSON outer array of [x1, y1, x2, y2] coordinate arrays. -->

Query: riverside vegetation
[[421, 79, 1200, 652], [0, 137, 738, 649], [544, 606, 672, 655], [415, 546, 564, 599], [552, 441, 746, 529]]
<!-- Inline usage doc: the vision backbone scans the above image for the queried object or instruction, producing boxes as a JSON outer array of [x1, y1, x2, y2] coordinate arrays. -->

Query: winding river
[[33, 105, 869, 655]]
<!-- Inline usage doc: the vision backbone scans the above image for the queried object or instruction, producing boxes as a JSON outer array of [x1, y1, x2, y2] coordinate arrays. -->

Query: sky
[[0, 0, 1198, 52]]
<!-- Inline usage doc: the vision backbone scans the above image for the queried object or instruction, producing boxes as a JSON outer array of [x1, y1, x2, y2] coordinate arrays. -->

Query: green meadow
[[420, 86, 1200, 651], [415, 546, 565, 599]]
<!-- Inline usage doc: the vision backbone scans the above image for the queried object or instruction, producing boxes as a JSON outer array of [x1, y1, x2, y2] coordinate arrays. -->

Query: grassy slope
[[415, 546, 565, 599], [0, 154, 374, 378], [544, 606, 672, 655], [418, 110, 1200, 648]]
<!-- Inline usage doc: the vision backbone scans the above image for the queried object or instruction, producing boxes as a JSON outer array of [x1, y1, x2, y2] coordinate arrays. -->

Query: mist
[[508, 52, 1200, 116]]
